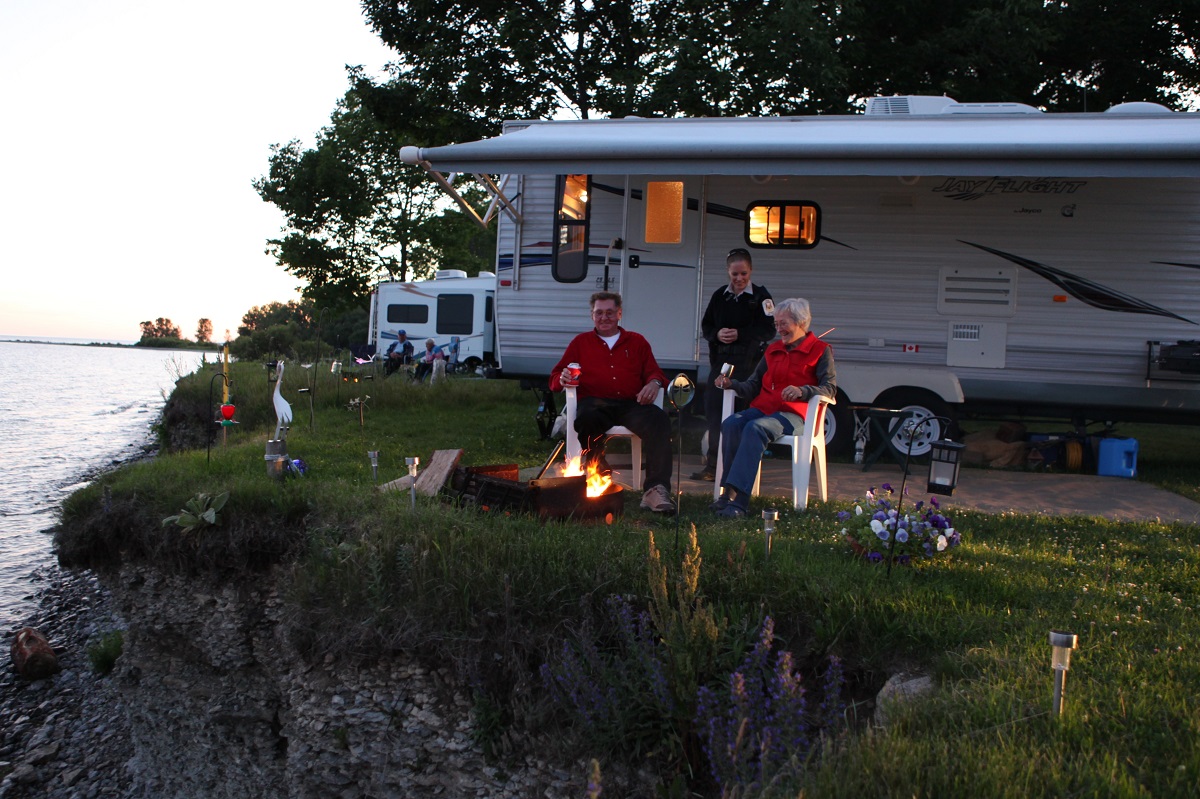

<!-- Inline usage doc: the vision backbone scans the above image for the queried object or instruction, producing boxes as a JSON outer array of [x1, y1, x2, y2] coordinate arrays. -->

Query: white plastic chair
[[563, 385, 664, 489], [712, 390, 835, 510]]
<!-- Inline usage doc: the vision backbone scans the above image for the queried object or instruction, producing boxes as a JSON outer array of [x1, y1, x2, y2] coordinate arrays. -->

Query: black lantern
[[927, 438, 965, 495]]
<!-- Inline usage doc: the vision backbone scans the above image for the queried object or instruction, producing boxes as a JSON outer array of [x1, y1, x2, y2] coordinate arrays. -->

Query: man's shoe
[[689, 467, 716, 482], [709, 488, 740, 513], [715, 503, 747, 519], [640, 484, 676, 515]]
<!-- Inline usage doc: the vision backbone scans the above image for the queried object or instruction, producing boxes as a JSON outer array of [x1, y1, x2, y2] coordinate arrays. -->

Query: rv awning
[[401, 112, 1200, 179]]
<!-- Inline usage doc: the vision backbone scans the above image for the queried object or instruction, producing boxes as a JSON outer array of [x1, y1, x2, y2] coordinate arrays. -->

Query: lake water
[[0, 340, 207, 630]]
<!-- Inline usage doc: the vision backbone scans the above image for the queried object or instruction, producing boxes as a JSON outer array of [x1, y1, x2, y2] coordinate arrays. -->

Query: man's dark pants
[[575, 396, 672, 491]]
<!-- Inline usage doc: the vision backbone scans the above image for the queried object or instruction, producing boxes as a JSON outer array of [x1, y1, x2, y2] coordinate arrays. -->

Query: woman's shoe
[[715, 504, 746, 519]]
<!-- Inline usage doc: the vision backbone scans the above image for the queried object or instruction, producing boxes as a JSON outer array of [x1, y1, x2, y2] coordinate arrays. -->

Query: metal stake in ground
[[666, 373, 696, 552], [207, 371, 231, 468]]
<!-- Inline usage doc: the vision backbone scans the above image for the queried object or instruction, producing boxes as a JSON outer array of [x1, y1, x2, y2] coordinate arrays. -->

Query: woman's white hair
[[774, 298, 811, 331]]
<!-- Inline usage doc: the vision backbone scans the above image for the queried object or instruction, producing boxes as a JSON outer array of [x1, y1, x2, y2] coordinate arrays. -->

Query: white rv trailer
[[401, 96, 1200, 453], [367, 269, 497, 370]]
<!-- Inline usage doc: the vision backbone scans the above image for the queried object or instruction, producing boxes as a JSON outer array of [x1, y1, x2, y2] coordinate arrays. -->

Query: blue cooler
[[1097, 437, 1138, 478]]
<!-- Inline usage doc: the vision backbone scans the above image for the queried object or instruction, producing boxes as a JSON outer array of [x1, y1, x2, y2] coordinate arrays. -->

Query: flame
[[559, 454, 613, 498]]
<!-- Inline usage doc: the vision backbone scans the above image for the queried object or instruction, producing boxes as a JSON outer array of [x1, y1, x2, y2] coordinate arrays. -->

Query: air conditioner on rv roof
[[865, 96, 957, 115], [865, 95, 1042, 115]]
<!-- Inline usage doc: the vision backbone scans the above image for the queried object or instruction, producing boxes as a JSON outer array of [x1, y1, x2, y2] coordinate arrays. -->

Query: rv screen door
[[621, 176, 701, 366], [552, 174, 590, 283]]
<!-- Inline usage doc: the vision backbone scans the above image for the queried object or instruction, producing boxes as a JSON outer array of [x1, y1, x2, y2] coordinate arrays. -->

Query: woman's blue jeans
[[719, 408, 798, 496]]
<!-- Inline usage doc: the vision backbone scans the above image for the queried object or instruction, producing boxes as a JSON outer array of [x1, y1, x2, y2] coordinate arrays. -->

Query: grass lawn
[[57, 361, 1200, 798]]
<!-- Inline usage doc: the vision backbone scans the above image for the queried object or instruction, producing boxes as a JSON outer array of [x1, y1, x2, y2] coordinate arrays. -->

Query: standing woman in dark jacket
[[692, 248, 776, 481]]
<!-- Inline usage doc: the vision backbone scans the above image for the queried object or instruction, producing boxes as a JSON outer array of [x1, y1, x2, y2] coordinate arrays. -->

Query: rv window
[[553, 174, 590, 283], [485, 295, 493, 323], [437, 294, 474, 335], [644, 181, 683, 244], [387, 304, 430, 325], [745, 202, 820, 248]]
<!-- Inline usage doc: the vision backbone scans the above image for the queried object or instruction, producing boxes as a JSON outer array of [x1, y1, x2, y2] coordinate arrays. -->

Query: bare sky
[[0, 0, 394, 342]]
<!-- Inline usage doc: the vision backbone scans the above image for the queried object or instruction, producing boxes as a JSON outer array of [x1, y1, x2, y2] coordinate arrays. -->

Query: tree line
[[136, 317, 213, 348]]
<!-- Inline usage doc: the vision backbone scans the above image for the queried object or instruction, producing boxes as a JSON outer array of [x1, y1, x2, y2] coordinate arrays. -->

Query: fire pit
[[529, 475, 624, 522], [446, 465, 625, 523]]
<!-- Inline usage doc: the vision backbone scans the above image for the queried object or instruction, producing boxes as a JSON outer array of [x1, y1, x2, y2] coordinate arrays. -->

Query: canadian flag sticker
[[903, 344, 919, 353]]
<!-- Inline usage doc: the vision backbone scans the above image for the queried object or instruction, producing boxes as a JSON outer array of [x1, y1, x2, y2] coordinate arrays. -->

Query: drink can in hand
[[720, 363, 734, 378], [566, 362, 582, 383]]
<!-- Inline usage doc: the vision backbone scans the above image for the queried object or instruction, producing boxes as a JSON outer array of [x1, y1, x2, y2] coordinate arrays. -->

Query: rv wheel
[[873, 390, 953, 458]]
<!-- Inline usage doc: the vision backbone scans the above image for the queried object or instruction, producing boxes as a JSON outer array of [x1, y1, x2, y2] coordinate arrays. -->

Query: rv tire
[[872, 389, 954, 458]]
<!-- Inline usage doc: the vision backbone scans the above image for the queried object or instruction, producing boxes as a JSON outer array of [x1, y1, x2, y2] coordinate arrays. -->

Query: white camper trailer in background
[[368, 270, 497, 371], [401, 97, 1200, 453]]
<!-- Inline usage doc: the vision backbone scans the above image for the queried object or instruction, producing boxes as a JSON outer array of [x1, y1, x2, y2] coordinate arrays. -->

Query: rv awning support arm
[[474, 173, 523, 225], [405, 157, 523, 230]]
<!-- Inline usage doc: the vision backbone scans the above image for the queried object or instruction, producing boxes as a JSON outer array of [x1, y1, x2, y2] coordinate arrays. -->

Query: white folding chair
[[563, 385, 664, 490], [713, 390, 835, 510]]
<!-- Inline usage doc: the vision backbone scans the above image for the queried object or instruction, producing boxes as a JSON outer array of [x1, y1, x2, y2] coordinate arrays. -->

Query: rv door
[[620, 176, 702, 366]]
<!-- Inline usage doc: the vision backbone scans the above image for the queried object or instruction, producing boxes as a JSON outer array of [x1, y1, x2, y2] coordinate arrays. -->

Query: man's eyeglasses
[[591, 309, 619, 317]]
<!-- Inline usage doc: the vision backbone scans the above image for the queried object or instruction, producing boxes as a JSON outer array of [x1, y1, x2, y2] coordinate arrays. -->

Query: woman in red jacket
[[710, 298, 837, 518]]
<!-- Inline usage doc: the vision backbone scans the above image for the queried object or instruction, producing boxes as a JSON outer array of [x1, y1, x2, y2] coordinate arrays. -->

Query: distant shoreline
[[0, 336, 223, 352]]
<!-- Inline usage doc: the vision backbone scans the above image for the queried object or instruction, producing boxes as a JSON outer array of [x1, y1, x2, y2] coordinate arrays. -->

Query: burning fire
[[559, 454, 614, 497]]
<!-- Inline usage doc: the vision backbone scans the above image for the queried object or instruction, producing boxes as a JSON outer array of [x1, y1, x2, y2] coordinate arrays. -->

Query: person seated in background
[[710, 297, 837, 518], [413, 338, 445, 381], [384, 330, 414, 376], [446, 336, 461, 372], [549, 291, 676, 515]]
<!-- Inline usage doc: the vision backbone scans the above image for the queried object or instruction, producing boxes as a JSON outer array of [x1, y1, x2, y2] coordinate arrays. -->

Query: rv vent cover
[[952, 323, 981, 341], [938, 266, 1017, 317], [947, 321, 1007, 368]]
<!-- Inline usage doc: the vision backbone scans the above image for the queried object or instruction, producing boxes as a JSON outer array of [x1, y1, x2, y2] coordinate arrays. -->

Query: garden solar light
[[406, 457, 419, 509], [368, 450, 379, 483], [762, 508, 779, 557], [1049, 630, 1078, 716]]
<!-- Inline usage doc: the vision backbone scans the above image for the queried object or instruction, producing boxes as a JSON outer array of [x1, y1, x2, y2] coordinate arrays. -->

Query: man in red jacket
[[550, 292, 675, 514]]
